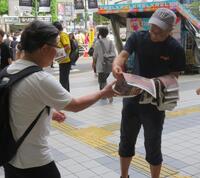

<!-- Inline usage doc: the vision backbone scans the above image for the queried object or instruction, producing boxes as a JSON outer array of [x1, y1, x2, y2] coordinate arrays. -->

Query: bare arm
[[64, 81, 115, 112]]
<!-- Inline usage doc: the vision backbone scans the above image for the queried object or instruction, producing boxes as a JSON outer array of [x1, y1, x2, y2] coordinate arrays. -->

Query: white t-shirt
[[7, 59, 72, 168]]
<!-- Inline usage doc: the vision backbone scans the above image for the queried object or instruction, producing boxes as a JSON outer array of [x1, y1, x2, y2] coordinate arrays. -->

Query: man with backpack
[[0, 20, 115, 178]]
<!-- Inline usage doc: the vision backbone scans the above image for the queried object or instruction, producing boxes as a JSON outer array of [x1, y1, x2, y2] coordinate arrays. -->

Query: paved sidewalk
[[1, 58, 200, 178]]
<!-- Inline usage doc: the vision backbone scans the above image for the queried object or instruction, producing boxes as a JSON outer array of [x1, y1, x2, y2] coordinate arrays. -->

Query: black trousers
[[59, 62, 71, 92], [3, 161, 61, 178], [119, 96, 165, 166]]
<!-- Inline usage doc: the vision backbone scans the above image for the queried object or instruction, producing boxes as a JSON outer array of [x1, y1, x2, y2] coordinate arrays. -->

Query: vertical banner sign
[[58, 3, 65, 16], [74, 0, 85, 13], [65, 3, 73, 21], [89, 27, 95, 47], [88, 0, 98, 9], [39, 0, 50, 12], [19, 0, 32, 11]]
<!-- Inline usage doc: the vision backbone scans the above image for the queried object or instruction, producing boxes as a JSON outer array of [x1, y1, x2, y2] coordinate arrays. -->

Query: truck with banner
[[97, 0, 200, 73]]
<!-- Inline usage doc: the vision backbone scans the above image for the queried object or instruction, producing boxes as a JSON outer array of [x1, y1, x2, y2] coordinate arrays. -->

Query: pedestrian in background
[[9, 35, 18, 61], [3, 33, 12, 48], [69, 32, 79, 66], [0, 29, 12, 72], [3, 20, 115, 178], [112, 8, 186, 178], [53, 21, 71, 91], [93, 27, 116, 103]]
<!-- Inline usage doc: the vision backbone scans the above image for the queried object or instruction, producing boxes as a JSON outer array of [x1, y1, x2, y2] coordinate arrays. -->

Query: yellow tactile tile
[[169, 175, 191, 178], [52, 121, 190, 177], [166, 105, 200, 118]]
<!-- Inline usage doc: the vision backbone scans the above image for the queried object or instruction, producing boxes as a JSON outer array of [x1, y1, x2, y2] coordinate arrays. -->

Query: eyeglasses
[[46, 43, 60, 49], [149, 29, 169, 38], [149, 25, 170, 39]]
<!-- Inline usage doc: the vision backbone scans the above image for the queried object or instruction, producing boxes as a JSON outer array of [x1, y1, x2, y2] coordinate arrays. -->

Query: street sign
[[19, 16, 51, 24], [4, 16, 19, 24]]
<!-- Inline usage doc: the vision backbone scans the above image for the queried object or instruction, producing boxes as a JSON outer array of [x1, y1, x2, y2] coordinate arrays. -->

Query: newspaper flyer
[[158, 75, 179, 92], [54, 48, 67, 62], [113, 73, 156, 98]]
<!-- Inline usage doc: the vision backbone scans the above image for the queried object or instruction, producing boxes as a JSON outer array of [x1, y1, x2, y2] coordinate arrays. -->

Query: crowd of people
[[0, 7, 198, 178]]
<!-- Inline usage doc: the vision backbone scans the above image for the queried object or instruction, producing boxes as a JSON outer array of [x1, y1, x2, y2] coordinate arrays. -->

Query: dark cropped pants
[[119, 96, 165, 165]]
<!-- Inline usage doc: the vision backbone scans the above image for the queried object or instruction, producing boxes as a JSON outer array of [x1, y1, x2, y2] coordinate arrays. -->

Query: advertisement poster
[[130, 18, 149, 31], [19, 0, 32, 11], [74, 0, 84, 10], [19, 0, 32, 6], [58, 3, 65, 15], [39, 0, 50, 12], [74, 0, 84, 13], [88, 0, 98, 9]]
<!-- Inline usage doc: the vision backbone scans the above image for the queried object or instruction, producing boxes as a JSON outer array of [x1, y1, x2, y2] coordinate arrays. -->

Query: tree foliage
[[50, 0, 58, 22], [32, 0, 37, 16], [0, 0, 8, 15], [93, 13, 109, 25], [189, 2, 200, 20]]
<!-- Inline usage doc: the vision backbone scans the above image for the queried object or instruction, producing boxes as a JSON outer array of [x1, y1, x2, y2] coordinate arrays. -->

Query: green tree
[[32, 0, 37, 17], [0, 0, 8, 15], [50, 0, 58, 22], [75, 14, 82, 24], [189, 1, 200, 20], [93, 13, 109, 25]]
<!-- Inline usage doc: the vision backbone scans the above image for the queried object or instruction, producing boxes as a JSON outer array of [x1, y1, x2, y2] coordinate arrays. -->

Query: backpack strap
[[99, 39, 113, 54], [16, 107, 47, 149], [0, 65, 42, 86], [99, 39, 107, 54], [0, 65, 48, 149]]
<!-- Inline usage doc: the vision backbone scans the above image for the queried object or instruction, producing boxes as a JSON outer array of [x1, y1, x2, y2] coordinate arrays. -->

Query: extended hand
[[101, 80, 117, 98]]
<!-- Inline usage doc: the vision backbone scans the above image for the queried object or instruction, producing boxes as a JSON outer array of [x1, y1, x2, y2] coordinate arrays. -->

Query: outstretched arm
[[64, 81, 116, 112]]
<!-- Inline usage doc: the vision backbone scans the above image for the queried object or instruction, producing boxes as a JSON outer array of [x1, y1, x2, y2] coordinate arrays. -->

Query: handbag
[[88, 47, 94, 56]]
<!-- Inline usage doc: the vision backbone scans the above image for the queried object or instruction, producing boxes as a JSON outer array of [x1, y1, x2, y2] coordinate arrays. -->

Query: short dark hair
[[98, 27, 109, 38], [53, 21, 63, 31], [0, 29, 5, 38], [20, 20, 59, 53]]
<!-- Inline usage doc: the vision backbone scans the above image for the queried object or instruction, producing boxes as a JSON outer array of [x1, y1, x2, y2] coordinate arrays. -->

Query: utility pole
[[84, 0, 87, 30]]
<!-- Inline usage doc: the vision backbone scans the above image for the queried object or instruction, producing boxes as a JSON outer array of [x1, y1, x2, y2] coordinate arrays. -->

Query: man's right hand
[[112, 63, 124, 80], [112, 50, 129, 80]]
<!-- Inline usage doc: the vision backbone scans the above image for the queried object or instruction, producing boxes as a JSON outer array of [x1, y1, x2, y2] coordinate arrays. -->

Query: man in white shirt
[[2, 20, 115, 178]]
